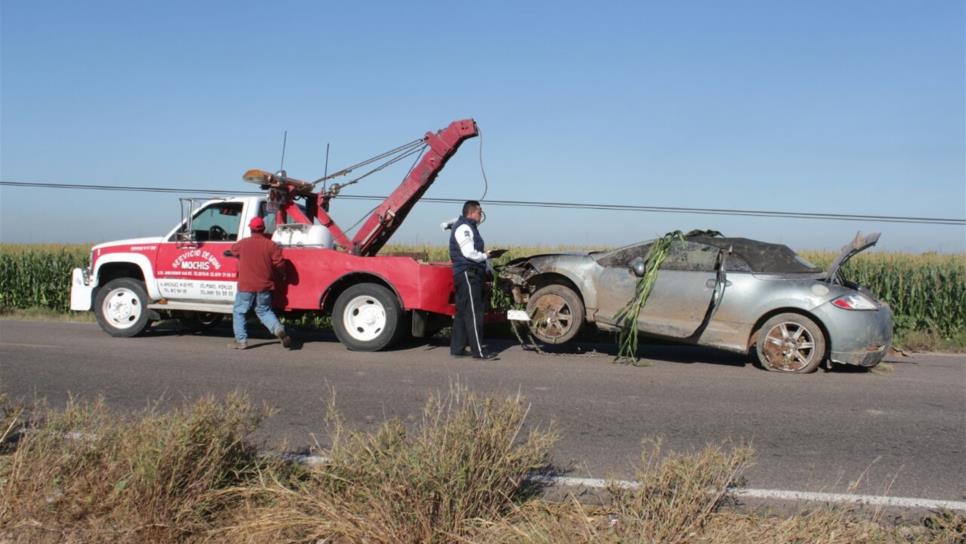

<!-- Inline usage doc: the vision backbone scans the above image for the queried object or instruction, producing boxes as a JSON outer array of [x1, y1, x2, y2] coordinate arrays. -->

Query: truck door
[[594, 240, 719, 338], [155, 201, 243, 304]]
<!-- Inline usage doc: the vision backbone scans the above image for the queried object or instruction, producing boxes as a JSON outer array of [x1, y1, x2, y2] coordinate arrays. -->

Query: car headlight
[[831, 293, 878, 311]]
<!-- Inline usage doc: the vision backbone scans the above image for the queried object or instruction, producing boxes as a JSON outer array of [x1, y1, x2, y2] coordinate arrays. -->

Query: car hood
[[826, 231, 880, 280], [504, 252, 592, 267]]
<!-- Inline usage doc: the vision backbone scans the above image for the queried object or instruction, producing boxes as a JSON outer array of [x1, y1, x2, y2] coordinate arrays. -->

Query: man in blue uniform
[[448, 200, 498, 360]]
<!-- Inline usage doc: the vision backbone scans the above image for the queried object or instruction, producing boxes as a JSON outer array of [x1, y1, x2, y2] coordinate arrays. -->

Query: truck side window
[[259, 201, 311, 233], [190, 202, 243, 242], [258, 202, 277, 235]]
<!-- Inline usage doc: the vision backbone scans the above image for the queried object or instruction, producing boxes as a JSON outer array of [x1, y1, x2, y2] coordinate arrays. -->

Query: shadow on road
[[143, 319, 897, 373]]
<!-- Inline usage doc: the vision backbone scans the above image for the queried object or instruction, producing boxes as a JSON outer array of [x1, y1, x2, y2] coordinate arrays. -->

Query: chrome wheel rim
[[762, 321, 817, 371], [530, 293, 575, 343], [102, 287, 143, 329], [343, 295, 386, 342]]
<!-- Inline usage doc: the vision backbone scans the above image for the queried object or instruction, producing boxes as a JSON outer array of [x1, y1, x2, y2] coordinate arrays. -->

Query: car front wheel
[[526, 284, 585, 345], [94, 278, 152, 337], [755, 313, 826, 373]]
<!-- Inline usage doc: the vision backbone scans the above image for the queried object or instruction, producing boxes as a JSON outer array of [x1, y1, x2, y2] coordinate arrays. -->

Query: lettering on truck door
[[155, 202, 241, 303]]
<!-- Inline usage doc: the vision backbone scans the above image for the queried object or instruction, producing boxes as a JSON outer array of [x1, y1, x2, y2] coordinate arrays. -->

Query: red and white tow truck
[[70, 119, 479, 350]]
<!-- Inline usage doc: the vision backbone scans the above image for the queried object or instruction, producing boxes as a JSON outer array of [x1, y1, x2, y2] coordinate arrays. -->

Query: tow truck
[[70, 119, 479, 351]]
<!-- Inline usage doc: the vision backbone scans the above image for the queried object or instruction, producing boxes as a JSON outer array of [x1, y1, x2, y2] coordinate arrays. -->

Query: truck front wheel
[[94, 278, 152, 337], [332, 283, 405, 351]]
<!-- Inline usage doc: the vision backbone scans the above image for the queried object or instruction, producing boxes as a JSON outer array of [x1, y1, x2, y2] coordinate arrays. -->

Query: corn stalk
[[614, 231, 684, 364]]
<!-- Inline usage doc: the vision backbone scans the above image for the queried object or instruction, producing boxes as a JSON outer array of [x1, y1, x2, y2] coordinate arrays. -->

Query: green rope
[[614, 230, 685, 365]]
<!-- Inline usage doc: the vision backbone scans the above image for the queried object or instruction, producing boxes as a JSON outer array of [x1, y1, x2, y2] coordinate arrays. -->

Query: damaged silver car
[[499, 232, 892, 373]]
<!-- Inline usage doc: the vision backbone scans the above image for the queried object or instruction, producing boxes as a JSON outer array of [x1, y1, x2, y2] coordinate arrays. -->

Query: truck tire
[[755, 313, 826, 373], [94, 278, 152, 337], [177, 311, 224, 332], [332, 283, 405, 351], [526, 284, 584, 345]]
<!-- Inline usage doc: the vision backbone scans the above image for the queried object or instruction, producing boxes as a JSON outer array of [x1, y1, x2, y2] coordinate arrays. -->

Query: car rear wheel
[[755, 313, 826, 373], [94, 278, 151, 337], [332, 283, 405, 351], [526, 284, 584, 345]]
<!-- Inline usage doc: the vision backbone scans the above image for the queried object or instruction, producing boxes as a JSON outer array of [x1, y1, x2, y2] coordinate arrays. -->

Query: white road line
[[733, 488, 966, 511], [0, 342, 63, 349], [292, 457, 966, 511], [533, 475, 966, 511]]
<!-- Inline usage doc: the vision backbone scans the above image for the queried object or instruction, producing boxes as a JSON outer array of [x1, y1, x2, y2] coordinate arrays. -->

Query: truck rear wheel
[[94, 278, 151, 337], [332, 283, 405, 351]]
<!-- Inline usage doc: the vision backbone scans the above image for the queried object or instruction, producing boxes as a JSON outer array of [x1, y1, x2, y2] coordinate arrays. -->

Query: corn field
[[0, 244, 89, 312], [801, 251, 966, 338], [1, 244, 963, 339]]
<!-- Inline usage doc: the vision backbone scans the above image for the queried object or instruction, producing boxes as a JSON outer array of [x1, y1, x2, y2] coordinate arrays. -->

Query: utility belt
[[453, 265, 484, 281]]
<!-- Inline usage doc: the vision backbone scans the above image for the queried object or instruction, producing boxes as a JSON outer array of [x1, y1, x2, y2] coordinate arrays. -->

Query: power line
[[1, 179, 964, 226]]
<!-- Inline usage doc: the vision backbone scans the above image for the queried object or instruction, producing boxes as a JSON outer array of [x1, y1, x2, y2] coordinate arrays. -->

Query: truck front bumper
[[70, 267, 96, 311]]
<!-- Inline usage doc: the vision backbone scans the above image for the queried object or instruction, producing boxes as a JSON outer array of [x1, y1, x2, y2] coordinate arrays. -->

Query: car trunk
[[825, 232, 881, 282]]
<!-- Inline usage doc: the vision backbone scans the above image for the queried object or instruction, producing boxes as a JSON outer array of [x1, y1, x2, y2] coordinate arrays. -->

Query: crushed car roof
[[688, 235, 821, 274]]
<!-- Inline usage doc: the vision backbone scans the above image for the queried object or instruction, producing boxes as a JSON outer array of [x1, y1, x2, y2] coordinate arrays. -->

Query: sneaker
[[230, 341, 248, 350], [473, 352, 500, 361], [276, 329, 292, 349]]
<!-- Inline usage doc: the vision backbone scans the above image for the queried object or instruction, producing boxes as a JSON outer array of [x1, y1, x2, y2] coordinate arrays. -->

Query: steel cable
[[311, 138, 424, 186]]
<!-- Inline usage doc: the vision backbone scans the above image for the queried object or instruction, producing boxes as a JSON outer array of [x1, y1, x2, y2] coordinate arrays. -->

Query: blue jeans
[[233, 291, 283, 343]]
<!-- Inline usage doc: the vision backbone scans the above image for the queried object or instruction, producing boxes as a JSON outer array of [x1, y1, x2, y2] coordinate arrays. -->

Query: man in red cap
[[223, 216, 291, 349]]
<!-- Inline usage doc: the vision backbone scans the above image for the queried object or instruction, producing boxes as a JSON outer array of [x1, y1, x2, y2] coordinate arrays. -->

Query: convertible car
[[498, 232, 892, 373]]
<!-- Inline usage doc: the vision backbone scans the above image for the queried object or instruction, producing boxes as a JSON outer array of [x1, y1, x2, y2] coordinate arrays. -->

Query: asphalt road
[[2, 319, 964, 502]]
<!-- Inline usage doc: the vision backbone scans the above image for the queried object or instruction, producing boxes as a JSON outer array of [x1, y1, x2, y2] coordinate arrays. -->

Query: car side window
[[188, 202, 243, 242], [660, 241, 720, 272], [725, 253, 752, 272], [597, 243, 653, 268]]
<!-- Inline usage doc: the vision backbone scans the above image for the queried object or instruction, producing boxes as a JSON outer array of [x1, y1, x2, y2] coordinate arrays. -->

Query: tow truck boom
[[243, 119, 479, 255], [351, 119, 478, 256]]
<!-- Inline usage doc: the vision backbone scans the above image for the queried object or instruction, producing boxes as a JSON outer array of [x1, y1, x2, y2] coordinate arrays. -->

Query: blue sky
[[2, 0, 963, 252]]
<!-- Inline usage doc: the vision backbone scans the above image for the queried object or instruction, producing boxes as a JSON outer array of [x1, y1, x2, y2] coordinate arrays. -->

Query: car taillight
[[831, 294, 878, 310]]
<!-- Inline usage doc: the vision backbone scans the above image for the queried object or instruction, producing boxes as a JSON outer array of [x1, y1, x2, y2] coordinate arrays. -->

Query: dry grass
[[0, 388, 963, 543], [211, 385, 558, 543], [0, 393, 271, 543], [476, 439, 753, 543], [0, 393, 24, 455]]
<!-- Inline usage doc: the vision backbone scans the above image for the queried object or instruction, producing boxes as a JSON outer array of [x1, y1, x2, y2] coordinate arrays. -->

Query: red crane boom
[[243, 118, 479, 255]]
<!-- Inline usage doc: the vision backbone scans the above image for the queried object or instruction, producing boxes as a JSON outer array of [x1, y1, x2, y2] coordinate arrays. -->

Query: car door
[[155, 201, 243, 304], [594, 240, 719, 338]]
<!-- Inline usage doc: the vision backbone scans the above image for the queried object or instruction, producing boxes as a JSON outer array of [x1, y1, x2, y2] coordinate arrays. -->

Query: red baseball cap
[[249, 216, 265, 232]]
